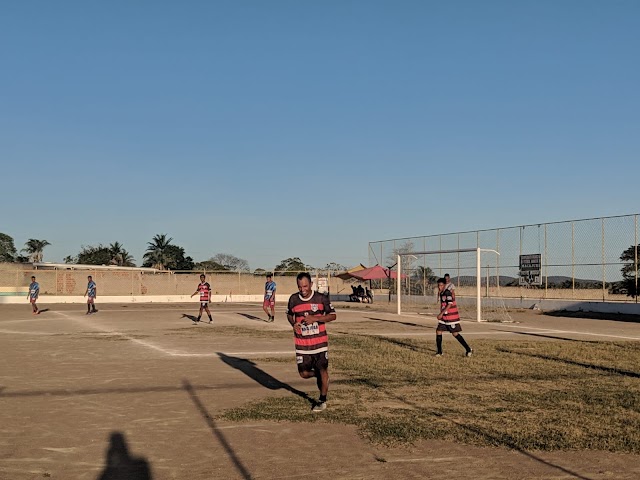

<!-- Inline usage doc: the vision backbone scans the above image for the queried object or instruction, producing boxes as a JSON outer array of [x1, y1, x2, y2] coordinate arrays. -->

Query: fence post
[[572, 221, 575, 298], [602, 218, 606, 302]]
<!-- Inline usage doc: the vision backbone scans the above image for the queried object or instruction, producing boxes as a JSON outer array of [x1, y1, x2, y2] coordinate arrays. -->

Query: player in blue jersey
[[263, 273, 277, 322], [83, 275, 98, 314], [27, 276, 40, 314]]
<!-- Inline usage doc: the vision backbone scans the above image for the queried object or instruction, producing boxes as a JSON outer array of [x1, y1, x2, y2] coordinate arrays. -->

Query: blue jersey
[[264, 281, 276, 299], [87, 281, 96, 297], [29, 282, 40, 299]]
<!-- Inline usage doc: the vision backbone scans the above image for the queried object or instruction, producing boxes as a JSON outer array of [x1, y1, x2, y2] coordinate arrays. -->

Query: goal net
[[396, 248, 513, 322]]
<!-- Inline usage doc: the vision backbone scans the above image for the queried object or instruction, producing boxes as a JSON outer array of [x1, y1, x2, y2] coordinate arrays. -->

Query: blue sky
[[1, 1, 638, 270]]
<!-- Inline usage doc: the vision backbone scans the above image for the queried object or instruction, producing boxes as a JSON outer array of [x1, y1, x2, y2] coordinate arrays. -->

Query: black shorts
[[296, 351, 329, 373], [436, 322, 462, 333]]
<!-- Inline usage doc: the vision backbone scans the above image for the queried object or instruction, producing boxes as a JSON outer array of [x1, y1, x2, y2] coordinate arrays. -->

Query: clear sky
[[1, 1, 638, 271]]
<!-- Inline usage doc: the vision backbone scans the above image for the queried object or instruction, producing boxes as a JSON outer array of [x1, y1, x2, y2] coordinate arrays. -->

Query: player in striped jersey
[[436, 277, 473, 357], [286, 272, 337, 412], [190, 274, 213, 323]]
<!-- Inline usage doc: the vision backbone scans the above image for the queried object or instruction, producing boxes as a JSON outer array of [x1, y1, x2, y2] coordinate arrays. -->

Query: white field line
[[52, 311, 292, 358], [0, 329, 61, 336], [495, 323, 640, 341]]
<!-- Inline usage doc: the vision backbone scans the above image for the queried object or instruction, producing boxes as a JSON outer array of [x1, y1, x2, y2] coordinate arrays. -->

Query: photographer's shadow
[[217, 353, 314, 406], [97, 432, 152, 480]]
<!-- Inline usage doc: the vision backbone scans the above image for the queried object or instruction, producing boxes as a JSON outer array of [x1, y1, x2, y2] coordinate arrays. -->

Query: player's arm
[[437, 295, 452, 320], [287, 299, 303, 333], [320, 297, 337, 323], [190, 286, 198, 297], [83, 286, 88, 297], [208, 283, 211, 303], [93, 285, 97, 298]]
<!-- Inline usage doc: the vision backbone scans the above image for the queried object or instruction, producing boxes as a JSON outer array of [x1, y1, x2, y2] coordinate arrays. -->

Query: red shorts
[[30, 298, 37, 304], [263, 298, 275, 307], [87, 296, 95, 304]]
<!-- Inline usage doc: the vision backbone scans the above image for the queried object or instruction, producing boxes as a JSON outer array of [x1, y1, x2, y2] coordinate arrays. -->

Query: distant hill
[[452, 275, 605, 288]]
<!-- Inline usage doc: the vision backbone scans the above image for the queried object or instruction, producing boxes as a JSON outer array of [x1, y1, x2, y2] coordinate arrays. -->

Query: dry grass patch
[[221, 335, 640, 452]]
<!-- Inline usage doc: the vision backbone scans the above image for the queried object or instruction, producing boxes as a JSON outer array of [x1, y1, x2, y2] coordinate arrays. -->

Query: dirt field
[[1, 301, 640, 480]]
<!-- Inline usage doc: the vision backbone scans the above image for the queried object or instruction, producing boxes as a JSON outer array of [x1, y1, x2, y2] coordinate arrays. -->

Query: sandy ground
[[1, 301, 640, 480]]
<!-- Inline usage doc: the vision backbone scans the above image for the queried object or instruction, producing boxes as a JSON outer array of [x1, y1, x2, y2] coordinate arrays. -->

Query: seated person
[[350, 285, 359, 302], [365, 288, 374, 303]]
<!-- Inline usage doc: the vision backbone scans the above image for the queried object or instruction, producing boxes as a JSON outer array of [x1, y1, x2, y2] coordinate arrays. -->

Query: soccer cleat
[[312, 401, 327, 413], [434, 353, 443, 357], [465, 349, 473, 357]]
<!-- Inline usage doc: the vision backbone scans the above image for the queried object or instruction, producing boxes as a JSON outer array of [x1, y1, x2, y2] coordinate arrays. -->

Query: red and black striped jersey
[[197, 282, 211, 301], [439, 290, 460, 322], [287, 291, 335, 355]]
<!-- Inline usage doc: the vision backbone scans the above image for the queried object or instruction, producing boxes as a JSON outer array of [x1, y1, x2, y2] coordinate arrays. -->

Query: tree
[[194, 259, 230, 272], [211, 253, 249, 272], [323, 262, 347, 272], [253, 268, 267, 276], [76, 245, 112, 265], [164, 245, 194, 271], [617, 244, 639, 298], [22, 239, 51, 263], [0, 233, 17, 262], [274, 257, 306, 276], [411, 265, 437, 294], [142, 234, 173, 270], [108, 242, 136, 267]]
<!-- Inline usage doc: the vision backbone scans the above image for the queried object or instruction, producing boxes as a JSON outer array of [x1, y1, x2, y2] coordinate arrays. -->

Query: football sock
[[319, 394, 327, 403], [208, 315, 212, 321], [455, 334, 471, 351], [436, 335, 443, 354], [197, 316, 201, 321]]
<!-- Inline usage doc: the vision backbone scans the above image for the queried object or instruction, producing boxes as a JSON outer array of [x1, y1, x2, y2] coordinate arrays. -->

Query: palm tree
[[22, 239, 51, 263], [109, 242, 136, 267], [143, 234, 173, 270]]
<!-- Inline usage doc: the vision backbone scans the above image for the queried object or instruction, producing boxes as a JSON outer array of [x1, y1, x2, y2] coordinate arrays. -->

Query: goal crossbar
[[397, 248, 500, 321]]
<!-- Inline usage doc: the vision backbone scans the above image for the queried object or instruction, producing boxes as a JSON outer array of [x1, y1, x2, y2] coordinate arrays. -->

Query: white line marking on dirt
[[0, 329, 60, 336], [52, 311, 292, 357], [496, 323, 640, 341]]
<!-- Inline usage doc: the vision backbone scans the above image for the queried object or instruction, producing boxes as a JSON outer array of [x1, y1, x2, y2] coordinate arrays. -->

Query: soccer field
[[1, 302, 640, 479]]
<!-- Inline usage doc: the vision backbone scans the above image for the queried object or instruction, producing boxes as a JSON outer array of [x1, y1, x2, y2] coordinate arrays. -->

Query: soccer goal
[[395, 248, 513, 322]]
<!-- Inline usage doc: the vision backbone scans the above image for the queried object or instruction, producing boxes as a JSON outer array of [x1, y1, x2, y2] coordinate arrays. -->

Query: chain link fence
[[369, 214, 639, 303]]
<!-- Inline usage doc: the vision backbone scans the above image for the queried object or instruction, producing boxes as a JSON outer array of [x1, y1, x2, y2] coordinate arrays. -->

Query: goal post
[[396, 248, 504, 322]]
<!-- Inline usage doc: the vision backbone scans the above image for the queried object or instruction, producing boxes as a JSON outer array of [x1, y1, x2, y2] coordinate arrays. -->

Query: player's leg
[[197, 303, 204, 322], [312, 353, 329, 412], [452, 331, 472, 356], [269, 302, 275, 321], [435, 330, 444, 356], [262, 301, 270, 320], [86, 299, 92, 314], [91, 298, 97, 313], [204, 304, 213, 323]]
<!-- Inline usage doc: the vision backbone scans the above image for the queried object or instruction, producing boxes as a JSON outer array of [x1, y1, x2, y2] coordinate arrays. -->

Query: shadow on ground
[[217, 352, 315, 405], [97, 432, 152, 480], [236, 313, 265, 322], [544, 309, 640, 323]]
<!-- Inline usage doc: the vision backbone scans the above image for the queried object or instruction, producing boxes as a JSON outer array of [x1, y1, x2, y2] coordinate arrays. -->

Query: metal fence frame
[[368, 214, 639, 303]]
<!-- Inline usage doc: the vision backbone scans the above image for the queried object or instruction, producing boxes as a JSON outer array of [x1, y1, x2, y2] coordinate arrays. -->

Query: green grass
[[220, 334, 640, 452]]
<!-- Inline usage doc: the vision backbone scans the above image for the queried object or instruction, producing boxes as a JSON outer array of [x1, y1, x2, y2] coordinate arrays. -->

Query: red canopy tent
[[346, 264, 404, 281]]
